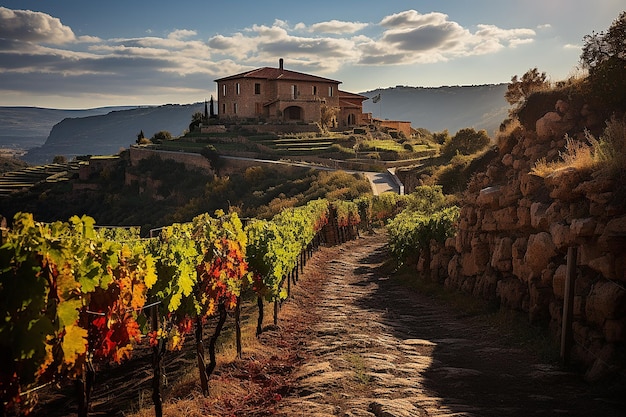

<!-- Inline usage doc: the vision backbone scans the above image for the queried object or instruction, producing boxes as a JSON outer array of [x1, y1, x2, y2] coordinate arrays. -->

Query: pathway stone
[[272, 232, 624, 417]]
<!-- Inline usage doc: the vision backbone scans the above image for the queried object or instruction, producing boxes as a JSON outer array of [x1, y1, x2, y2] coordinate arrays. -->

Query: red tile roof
[[338, 90, 368, 100], [215, 66, 341, 84]]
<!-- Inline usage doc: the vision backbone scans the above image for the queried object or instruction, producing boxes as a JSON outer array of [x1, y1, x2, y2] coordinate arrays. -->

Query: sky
[[0, 0, 623, 109]]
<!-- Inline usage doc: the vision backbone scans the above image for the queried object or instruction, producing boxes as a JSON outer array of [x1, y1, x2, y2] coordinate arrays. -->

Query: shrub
[[441, 128, 491, 158], [505, 68, 550, 116]]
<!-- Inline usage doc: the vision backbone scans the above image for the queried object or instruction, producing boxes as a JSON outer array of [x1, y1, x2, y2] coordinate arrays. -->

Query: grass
[[362, 139, 406, 153], [344, 353, 371, 385], [531, 117, 626, 179]]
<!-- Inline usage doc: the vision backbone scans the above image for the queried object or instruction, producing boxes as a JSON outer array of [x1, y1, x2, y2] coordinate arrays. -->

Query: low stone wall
[[129, 146, 212, 172], [424, 98, 625, 381]]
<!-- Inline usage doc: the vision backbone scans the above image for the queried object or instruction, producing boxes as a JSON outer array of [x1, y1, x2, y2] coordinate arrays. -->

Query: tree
[[319, 105, 337, 132], [504, 68, 549, 112], [201, 145, 225, 176], [136, 130, 150, 145], [440, 128, 490, 158], [52, 155, 67, 164], [432, 130, 450, 145], [580, 11, 626, 110], [189, 112, 204, 132], [580, 11, 626, 71]]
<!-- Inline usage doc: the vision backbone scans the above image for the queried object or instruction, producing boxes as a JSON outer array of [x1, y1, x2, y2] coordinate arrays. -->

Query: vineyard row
[[1, 193, 413, 416]]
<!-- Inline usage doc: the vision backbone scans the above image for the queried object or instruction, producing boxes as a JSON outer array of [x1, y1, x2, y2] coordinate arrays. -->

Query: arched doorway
[[284, 106, 303, 121]]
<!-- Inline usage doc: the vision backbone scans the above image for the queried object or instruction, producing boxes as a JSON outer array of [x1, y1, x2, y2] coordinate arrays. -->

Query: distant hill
[[23, 104, 203, 164], [6, 84, 510, 164], [0, 106, 135, 151], [361, 84, 509, 135]]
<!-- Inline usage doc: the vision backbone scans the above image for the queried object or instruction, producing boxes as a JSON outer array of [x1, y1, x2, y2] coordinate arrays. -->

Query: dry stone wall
[[427, 98, 625, 381]]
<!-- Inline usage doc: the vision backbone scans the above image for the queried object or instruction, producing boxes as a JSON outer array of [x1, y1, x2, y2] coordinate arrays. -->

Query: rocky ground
[[239, 231, 624, 417]]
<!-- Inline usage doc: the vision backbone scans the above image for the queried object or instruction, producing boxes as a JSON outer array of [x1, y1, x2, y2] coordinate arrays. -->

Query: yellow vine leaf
[[143, 255, 157, 288], [120, 244, 132, 260], [61, 324, 88, 365], [57, 299, 81, 328]]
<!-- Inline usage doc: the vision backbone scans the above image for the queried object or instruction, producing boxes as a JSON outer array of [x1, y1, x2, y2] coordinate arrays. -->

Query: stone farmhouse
[[214, 59, 371, 129]]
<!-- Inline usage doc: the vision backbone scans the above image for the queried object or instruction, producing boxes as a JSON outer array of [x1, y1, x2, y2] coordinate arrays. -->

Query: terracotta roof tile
[[215, 66, 341, 84], [338, 90, 368, 100]]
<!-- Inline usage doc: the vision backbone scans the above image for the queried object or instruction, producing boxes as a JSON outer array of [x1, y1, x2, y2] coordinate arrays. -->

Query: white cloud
[[307, 20, 368, 34], [168, 29, 198, 40], [380, 10, 450, 29], [358, 10, 536, 65], [0, 6, 76, 44], [0, 6, 539, 105]]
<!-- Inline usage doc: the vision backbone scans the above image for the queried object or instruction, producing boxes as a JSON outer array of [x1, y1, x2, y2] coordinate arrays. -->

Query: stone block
[[499, 187, 522, 208], [531, 202, 550, 230], [545, 167, 586, 201], [585, 281, 626, 327], [550, 222, 574, 249], [525, 232, 557, 276], [494, 207, 519, 231], [517, 206, 532, 228], [520, 172, 544, 197], [491, 237, 513, 272], [481, 210, 497, 231], [573, 295, 585, 319], [540, 266, 554, 288], [571, 218, 597, 237], [461, 252, 479, 276], [604, 318, 626, 343], [448, 254, 460, 281], [553, 264, 567, 299], [578, 243, 601, 267], [477, 186, 502, 209], [588, 254, 616, 280]]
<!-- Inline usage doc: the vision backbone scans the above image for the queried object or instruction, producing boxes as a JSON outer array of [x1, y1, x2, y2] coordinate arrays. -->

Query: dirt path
[[249, 232, 624, 417]]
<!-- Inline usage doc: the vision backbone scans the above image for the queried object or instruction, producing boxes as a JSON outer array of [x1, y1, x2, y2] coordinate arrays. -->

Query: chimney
[[279, 58, 284, 71]]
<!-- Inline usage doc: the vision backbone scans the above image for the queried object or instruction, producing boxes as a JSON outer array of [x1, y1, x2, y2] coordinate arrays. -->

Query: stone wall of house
[[424, 98, 625, 381]]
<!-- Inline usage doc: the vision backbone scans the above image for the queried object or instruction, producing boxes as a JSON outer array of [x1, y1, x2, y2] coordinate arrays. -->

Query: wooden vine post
[[560, 246, 578, 365], [195, 316, 210, 396], [150, 305, 164, 417], [235, 296, 242, 359]]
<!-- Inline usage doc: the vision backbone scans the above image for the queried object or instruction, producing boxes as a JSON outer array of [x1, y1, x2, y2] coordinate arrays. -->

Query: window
[[222, 84, 226, 97], [328, 86, 333, 97], [222, 103, 226, 114], [236, 83, 240, 95], [312, 86, 317, 95], [233, 103, 238, 114], [291, 84, 298, 99], [255, 83, 261, 94]]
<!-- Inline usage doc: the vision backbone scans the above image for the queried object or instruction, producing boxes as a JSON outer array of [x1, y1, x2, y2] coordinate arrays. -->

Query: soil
[[32, 231, 625, 417]]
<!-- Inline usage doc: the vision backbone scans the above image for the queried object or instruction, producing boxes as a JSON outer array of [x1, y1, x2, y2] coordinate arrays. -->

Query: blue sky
[[0, 0, 623, 108]]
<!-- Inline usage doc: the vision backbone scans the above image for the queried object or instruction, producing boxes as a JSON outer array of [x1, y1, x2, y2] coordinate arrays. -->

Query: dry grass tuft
[[531, 117, 626, 178]]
